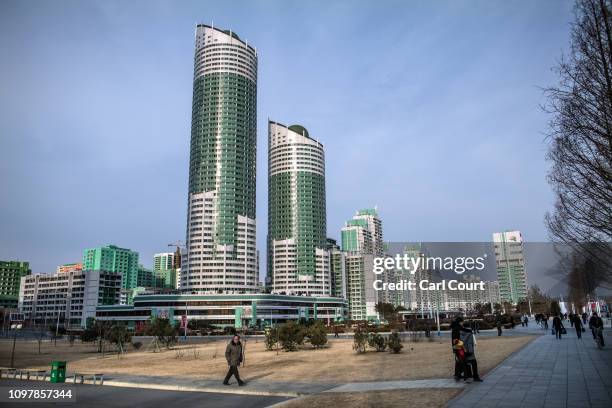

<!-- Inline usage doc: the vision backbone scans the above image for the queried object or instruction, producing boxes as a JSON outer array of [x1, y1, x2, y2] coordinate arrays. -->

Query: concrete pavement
[[447, 329, 612, 408]]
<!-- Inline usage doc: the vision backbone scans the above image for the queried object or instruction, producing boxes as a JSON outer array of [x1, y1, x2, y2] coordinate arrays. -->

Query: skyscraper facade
[[267, 121, 330, 296], [82, 245, 139, 289], [341, 208, 385, 320], [493, 231, 528, 304], [182, 25, 258, 293], [326, 238, 346, 299], [153, 253, 175, 272]]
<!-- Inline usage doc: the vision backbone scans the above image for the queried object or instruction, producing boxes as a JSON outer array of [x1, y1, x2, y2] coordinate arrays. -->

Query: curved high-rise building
[[267, 120, 330, 296], [182, 25, 258, 293]]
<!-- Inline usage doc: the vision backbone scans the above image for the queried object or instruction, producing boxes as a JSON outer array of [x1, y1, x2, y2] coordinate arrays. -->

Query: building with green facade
[[326, 238, 346, 299], [136, 266, 154, 288], [341, 208, 385, 320], [182, 25, 258, 293], [153, 252, 180, 290], [82, 245, 139, 289], [0, 261, 31, 309], [267, 120, 329, 296], [493, 231, 528, 304]]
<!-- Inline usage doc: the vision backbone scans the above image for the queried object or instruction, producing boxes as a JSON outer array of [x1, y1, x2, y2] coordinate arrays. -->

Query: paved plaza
[[447, 329, 612, 408]]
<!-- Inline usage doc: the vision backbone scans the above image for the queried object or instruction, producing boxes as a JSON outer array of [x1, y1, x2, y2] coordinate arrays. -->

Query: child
[[453, 338, 466, 380]]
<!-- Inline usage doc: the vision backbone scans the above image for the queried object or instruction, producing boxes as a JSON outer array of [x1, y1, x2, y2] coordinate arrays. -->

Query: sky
[[0, 0, 575, 277]]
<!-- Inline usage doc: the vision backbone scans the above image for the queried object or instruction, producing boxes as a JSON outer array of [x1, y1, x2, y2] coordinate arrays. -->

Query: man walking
[[574, 314, 583, 339], [552, 315, 564, 339], [223, 335, 246, 386]]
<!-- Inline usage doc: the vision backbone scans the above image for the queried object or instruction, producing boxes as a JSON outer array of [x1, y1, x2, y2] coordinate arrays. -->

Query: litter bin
[[50, 361, 66, 383]]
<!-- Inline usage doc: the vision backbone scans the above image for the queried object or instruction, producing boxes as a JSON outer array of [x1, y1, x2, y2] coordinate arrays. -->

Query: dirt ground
[[282, 389, 462, 408], [0, 335, 535, 382]]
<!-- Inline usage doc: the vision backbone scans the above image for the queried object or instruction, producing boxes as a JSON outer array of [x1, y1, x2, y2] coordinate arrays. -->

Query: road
[[0, 379, 289, 408]]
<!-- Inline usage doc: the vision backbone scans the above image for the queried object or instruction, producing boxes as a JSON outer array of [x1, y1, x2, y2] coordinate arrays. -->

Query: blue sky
[[0, 0, 574, 275]]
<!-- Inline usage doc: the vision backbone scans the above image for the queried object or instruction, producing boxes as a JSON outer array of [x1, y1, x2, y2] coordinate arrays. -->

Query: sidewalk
[[447, 330, 612, 408], [97, 374, 334, 397]]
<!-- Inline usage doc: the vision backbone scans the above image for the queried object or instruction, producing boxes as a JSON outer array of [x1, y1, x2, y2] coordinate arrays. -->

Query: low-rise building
[[56, 263, 83, 273], [96, 293, 347, 330], [19, 270, 121, 329]]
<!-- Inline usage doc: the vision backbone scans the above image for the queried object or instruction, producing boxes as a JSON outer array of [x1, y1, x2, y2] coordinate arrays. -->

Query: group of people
[[534, 313, 550, 329], [451, 317, 483, 382], [546, 312, 605, 346]]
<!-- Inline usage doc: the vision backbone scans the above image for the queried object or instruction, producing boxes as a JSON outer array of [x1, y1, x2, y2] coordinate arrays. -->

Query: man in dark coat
[[223, 335, 245, 386], [589, 312, 605, 346], [574, 314, 583, 339], [461, 329, 483, 382], [552, 315, 564, 339]]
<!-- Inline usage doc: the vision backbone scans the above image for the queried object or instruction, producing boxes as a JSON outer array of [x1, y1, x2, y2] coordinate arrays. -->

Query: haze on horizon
[[0, 0, 574, 277]]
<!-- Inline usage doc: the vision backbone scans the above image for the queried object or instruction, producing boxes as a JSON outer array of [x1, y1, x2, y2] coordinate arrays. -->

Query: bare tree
[[544, 0, 612, 291]]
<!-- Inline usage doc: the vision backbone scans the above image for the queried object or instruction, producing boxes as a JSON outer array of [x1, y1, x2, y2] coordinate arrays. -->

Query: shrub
[[278, 321, 305, 351], [388, 331, 403, 353], [264, 327, 279, 351], [107, 323, 132, 353], [80, 327, 98, 343], [353, 329, 368, 353], [368, 333, 387, 352], [307, 321, 328, 349], [132, 341, 143, 350], [145, 318, 178, 349]]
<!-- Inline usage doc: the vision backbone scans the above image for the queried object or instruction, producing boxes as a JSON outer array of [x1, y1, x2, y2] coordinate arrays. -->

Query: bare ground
[[0, 335, 536, 383]]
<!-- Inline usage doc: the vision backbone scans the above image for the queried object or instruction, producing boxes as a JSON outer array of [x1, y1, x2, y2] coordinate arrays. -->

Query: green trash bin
[[50, 361, 66, 383]]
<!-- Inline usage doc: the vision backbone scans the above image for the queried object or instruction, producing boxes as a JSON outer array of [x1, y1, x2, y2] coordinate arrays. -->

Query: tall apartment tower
[[267, 121, 330, 296], [493, 231, 528, 304], [182, 25, 258, 293], [341, 208, 385, 320], [153, 253, 175, 272], [326, 238, 346, 299]]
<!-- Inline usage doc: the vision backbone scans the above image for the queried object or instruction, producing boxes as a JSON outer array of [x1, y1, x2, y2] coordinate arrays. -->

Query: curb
[[101, 380, 302, 398]]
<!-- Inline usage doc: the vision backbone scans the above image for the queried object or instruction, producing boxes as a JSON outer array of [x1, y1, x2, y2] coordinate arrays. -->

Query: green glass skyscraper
[[183, 25, 258, 293], [267, 120, 329, 296]]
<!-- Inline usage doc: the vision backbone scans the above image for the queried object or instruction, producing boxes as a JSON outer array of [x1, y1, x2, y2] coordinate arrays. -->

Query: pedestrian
[[496, 319, 502, 336], [574, 314, 583, 339], [582, 312, 588, 325], [544, 315, 549, 330], [588, 312, 605, 347], [552, 315, 564, 339], [223, 334, 245, 386], [333, 325, 340, 338], [451, 317, 470, 380], [569, 313, 574, 328], [461, 328, 483, 382], [452, 338, 466, 381], [523, 315, 529, 327]]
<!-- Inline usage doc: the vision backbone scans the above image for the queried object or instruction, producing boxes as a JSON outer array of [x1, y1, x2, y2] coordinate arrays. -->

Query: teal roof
[[288, 125, 309, 138]]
